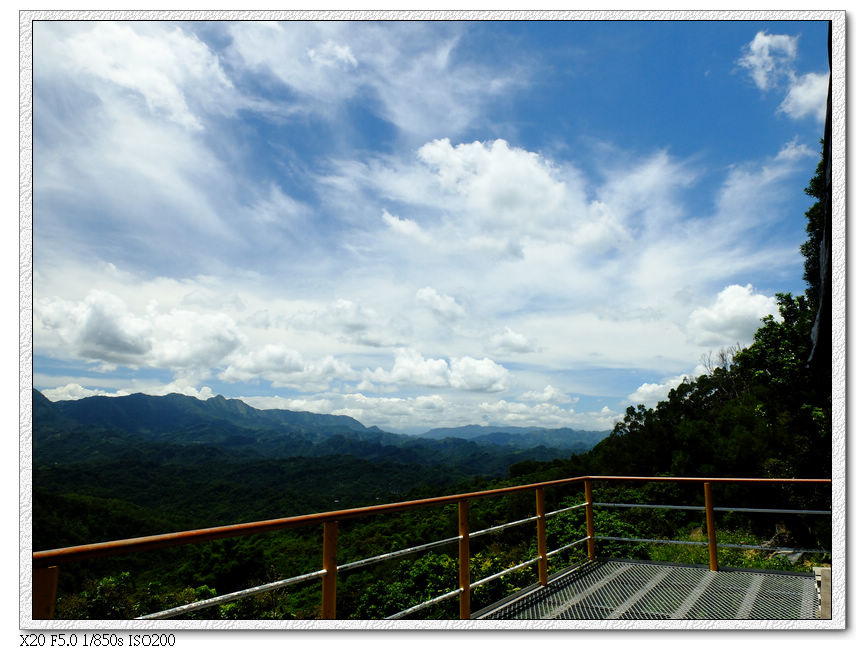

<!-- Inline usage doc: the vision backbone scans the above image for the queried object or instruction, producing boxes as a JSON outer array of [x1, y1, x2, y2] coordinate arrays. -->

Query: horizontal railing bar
[[470, 556, 541, 589], [547, 502, 588, 517], [470, 515, 538, 538], [385, 588, 463, 620], [598, 536, 708, 547], [595, 502, 831, 515], [135, 569, 327, 620], [714, 507, 832, 515], [547, 536, 591, 557], [597, 536, 830, 555], [716, 543, 831, 554], [33, 476, 831, 567], [338, 536, 462, 572], [595, 502, 704, 511]]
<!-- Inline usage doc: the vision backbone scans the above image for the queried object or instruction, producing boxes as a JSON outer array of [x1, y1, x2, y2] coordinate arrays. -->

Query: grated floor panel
[[477, 560, 820, 620]]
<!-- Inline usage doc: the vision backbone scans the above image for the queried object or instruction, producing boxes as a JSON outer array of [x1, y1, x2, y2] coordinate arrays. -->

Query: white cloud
[[238, 392, 450, 432], [686, 284, 779, 347], [737, 31, 798, 91], [416, 287, 465, 322], [220, 344, 305, 383], [709, 140, 817, 239], [307, 40, 358, 69], [41, 21, 243, 131], [32, 21, 825, 435], [60, 23, 237, 131], [737, 31, 828, 124], [40, 383, 128, 402], [627, 374, 689, 408], [417, 138, 568, 232], [37, 291, 152, 366], [289, 298, 406, 348], [39, 380, 215, 402], [361, 349, 508, 393], [520, 385, 573, 404], [775, 139, 816, 162], [449, 356, 509, 393], [381, 210, 433, 245], [221, 346, 357, 391], [227, 22, 520, 138], [151, 310, 245, 369], [779, 72, 829, 121], [362, 349, 451, 389], [479, 400, 618, 431], [35, 290, 245, 370], [488, 328, 539, 355]]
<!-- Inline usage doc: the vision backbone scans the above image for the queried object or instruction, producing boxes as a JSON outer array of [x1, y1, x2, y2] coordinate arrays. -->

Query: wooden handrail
[[32, 475, 830, 567], [31, 474, 830, 620]]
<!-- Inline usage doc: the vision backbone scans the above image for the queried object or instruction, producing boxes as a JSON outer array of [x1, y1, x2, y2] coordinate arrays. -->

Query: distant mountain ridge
[[32, 389, 609, 475], [44, 390, 373, 436], [418, 424, 609, 450]]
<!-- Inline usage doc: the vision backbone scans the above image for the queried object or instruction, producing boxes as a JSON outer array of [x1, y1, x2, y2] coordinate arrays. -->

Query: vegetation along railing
[[31, 475, 831, 620]]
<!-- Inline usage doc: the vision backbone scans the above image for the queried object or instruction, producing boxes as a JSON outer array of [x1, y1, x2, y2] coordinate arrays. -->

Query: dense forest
[[32, 144, 832, 620]]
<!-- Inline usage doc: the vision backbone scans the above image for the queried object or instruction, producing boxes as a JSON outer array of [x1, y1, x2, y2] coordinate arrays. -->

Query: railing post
[[536, 487, 548, 586], [584, 480, 595, 561], [458, 499, 471, 619], [704, 482, 719, 571], [321, 520, 338, 619], [33, 565, 59, 620]]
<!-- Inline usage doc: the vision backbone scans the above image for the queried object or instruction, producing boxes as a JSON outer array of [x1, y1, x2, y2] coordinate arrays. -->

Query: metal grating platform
[[477, 560, 821, 620]]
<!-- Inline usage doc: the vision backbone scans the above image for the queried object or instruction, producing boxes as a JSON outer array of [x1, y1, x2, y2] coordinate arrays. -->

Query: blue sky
[[31, 18, 831, 433]]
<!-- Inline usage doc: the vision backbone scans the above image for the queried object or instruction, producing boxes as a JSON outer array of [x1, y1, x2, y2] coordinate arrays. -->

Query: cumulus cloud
[[417, 138, 568, 230], [35, 290, 244, 370], [686, 284, 779, 347], [220, 344, 305, 383], [519, 385, 573, 404], [779, 72, 829, 121], [37, 291, 152, 366], [290, 298, 405, 348], [737, 31, 798, 91], [416, 287, 465, 322], [361, 349, 451, 389], [627, 374, 689, 408], [151, 310, 244, 369], [449, 357, 509, 392], [361, 349, 509, 393], [221, 345, 357, 391], [488, 328, 539, 355]]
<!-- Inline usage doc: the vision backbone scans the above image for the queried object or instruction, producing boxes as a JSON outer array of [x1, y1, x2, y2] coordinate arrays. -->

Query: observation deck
[[475, 559, 827, 620], [30, 475, 832, 623]]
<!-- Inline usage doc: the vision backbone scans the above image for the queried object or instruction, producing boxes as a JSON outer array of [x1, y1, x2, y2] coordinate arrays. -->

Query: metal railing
[[31, 475, 830, 620]]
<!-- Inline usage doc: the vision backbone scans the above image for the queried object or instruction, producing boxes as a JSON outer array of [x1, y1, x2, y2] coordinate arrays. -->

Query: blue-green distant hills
[[31, 389, 609, 548], [419, 425, 609, 450], [33, 389, 608, 475]]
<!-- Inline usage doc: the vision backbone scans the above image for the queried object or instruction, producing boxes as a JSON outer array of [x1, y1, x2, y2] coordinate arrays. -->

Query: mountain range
[[32, 389, 608, 474]]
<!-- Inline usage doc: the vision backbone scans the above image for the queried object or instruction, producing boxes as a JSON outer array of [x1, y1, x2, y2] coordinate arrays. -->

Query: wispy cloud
[[780, 72, 830, 121], [737, 31, 798, 91], [738, 30, 828, 122], [32, 21, 828, 433]]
